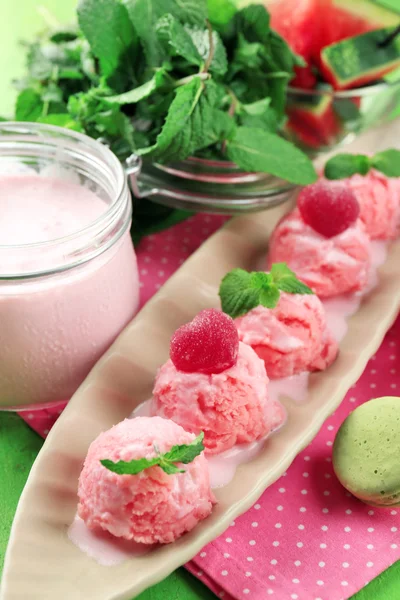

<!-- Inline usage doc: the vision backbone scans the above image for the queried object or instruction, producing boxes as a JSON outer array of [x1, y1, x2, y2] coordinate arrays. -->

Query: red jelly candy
[[298, 180, 360, 238], [170, 309, 239, 375]]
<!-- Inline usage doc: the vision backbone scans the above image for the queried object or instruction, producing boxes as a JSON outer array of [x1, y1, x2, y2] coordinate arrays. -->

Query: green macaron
[[333, 396, 400, 507]]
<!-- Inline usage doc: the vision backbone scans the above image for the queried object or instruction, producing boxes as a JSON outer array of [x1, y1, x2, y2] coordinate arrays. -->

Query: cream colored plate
[[2, 123, 400, 600]]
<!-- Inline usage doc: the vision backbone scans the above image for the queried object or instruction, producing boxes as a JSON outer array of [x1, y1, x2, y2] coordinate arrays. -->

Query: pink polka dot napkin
[[18, 213, 400, 600]]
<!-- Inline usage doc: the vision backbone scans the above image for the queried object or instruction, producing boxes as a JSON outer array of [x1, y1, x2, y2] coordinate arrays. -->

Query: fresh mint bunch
[[219, 264, 313, 319], [13, 0, 317, 185], [101, 432, 205, 475], [324, 149, 400, 180]]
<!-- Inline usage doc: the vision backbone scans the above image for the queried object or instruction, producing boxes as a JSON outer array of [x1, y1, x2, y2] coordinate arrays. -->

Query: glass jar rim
[[0, 122, 131, 279], [288, 79, 398, 99]]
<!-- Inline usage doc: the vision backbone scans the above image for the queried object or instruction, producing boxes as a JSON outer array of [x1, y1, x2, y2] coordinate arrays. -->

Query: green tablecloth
[[0, 1, 399, 598]]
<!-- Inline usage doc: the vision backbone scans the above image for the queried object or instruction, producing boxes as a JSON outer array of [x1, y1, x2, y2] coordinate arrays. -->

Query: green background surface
[[0, 1, 399, 598]]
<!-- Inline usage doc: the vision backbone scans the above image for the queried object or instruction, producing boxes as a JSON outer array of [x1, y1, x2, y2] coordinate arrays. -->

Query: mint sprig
[[100, 431, 205, 476], [219, 263, 313, 319], [324, 149, 400, 180]]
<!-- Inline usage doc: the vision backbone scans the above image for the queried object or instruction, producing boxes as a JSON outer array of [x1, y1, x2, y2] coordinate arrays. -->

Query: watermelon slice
[[321, 27, 400, 90], [267, 0, 400, 88], [286, 93, 341, 149]]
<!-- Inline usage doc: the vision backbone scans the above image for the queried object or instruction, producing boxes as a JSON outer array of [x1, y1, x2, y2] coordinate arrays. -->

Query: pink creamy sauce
[[0, 172, 139, 406], [68, 240, 388, 564]]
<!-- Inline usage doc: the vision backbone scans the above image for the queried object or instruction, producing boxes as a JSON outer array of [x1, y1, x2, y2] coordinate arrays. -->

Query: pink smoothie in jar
[[0, 123, 140, 409]]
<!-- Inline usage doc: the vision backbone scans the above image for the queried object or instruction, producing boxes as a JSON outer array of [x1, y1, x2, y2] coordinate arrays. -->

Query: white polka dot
[[391, 527, 397, 532], [326, 441, 333, 447], [300, 507, 306, 513], [390, 355, 396, 360], [327, 425, 334, 431], [344, 526, 351, 532], [320, 543, 327, 549], [301, 489, 308, 495], [297, 542, 303, 548], [391, 510, 397, 515], [343, 562, 349, 568], [303, 472, 309, 478], [325, 457, 332, 462], [252, 522, 258, 528], [254, 504, 261, 510], [368, 527, 374, 532], [270, 559, 277, 565], [324, 473, 331, 479], [391, 544, 398, 549], [269, 575, 275, 581], [292, 579, 300, 584], [368, 510, 374, 515], [43, 429, 49, 435], [391, 383, 397, 389], [344, 544, 351, 550], [391, 369, 396, 374], [319, 562, 325, 568], [370, 369, 377, 374], [27, 414, 34, 420], [367, 562, 374, 568], [247, 557, 253, 561], [316, 580, 324, 586], [275, 523, 282, 528], [304, 456, 310, 461], [279, 487, 286, 493], [323, 491, 330, 496], [367, 544, 374, 550], [245, 571, 252, 577], [200, 552, 207, 557], [298, 524, 305, 530], [322, 508, 329, 514], [225, 537, 232, 543], [370, 383, 376, 388], [349, 396, 356, 403], [346, 509, 352, 515], [249, 540, 256, 546], [294, 560, 301, 567], [267, 590, 274, 595], [277, 505, 283, 511], [291, 595, 298, 600], [219, 593, 225, 598], [223, 553, 230, 558], [341, 581, 348, 587], [221, 570, 228, 576], [197, 571, 203, 576], [243, 589, 250, 595], [321, 525, 328, 531], [272, 541, 280, 547]]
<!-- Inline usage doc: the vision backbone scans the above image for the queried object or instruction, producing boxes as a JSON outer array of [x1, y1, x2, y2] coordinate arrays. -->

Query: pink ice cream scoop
[[235, 292, 338, 379], [268, 208, 371, 298], [345, 170, 400, 240], [78, 416, 215, 545], [151, 342, 285, 454]]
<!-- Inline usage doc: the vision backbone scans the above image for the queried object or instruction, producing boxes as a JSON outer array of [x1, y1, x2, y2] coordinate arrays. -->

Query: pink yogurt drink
[[0, 131, 139, 408]]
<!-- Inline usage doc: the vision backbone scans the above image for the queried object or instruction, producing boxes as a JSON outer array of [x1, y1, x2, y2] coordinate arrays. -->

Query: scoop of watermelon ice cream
[[235, 292, 338, 379], [151, 342, 285, 455], [268, 208, 371, 298], [78, 416, 215, 545], [345, 170, 400, 240]]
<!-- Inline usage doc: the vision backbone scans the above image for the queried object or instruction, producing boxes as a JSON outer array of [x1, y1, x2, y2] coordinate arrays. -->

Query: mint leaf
[[37, 113, 83, 132], [156, 15, 228, 76], [15, 89, 43, 121], [270, 263, 313, 295], [163, 432, 205, 464], [236, 5, 270, 45], [207, 0, 237, 28], [219, 269, 261, 318], [124, 0, 207, 66], [101, 432, 205, 475], [78, 0, 136, 78], [371, 149, 400, 177], [324, 153, 371, 180], [220, 265, 314, 318], [105, 70, 167, 104], [240, 99, 279, 132], [226, 127, 317, 185], [138, 78, 234, 162]]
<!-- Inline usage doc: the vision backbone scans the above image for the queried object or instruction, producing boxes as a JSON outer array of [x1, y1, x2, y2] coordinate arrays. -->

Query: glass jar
[[0, 122, 139, 410]]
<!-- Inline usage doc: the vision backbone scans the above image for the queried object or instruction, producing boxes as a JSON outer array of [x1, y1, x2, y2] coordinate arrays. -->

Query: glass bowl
[[285, 79, 400, 155]]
